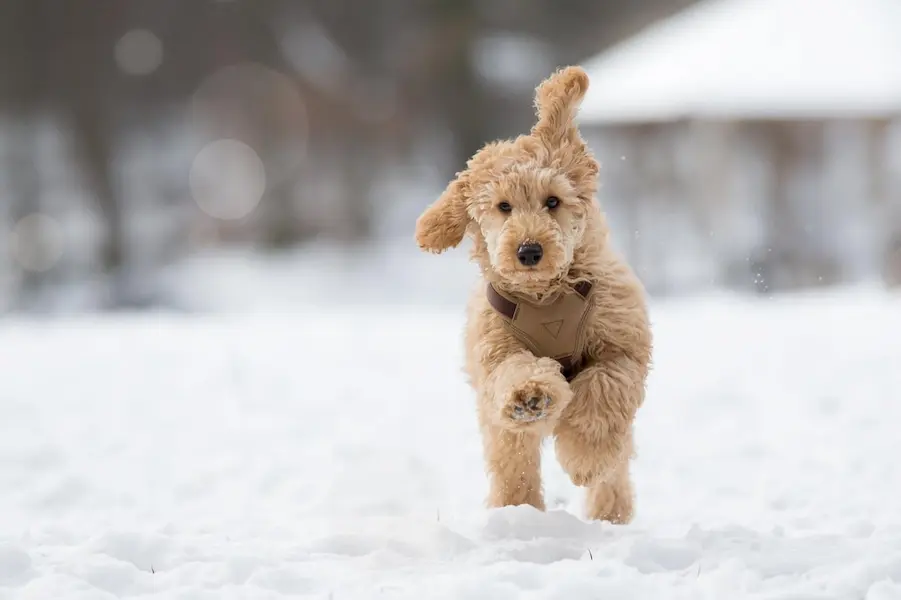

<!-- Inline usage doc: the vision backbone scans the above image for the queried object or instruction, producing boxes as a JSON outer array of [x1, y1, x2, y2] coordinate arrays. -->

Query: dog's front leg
[[477, 352, 572, 510], [553, 353, 646, 523]]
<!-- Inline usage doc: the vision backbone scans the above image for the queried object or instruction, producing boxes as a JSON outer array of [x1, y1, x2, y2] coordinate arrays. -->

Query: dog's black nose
[[517, 242, 543, 266]]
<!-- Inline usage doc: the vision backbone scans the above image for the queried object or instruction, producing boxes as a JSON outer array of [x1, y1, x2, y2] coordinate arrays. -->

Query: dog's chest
[[487, 282, 594, 381]]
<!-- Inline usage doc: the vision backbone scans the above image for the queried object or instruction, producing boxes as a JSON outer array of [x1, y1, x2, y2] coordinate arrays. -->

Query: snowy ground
[[2, 287, 901, 599]]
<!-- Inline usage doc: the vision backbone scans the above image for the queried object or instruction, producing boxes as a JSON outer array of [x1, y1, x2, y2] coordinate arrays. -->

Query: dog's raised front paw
[[504, 382, 553, 424], [499, 360, 572, 429]]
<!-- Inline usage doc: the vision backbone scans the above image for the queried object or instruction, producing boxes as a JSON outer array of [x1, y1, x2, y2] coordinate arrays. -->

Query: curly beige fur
[[415, 66, 652, 523]]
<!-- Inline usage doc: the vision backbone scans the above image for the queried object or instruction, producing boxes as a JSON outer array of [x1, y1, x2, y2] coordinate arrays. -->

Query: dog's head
[[415, 66, 603, 294]]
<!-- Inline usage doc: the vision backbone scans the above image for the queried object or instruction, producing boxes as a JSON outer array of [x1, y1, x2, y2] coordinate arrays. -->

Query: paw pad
[[508, 392, 552, 423]]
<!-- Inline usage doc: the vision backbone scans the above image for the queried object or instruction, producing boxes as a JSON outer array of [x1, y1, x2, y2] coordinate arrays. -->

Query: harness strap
[[486, 280, 592, 317]]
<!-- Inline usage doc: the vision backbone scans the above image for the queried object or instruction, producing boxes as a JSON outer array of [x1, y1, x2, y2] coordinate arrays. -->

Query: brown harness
[[486, 280, 593, 381]]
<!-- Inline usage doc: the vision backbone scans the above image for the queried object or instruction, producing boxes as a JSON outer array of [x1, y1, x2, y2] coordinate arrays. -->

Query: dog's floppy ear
[[414, 172, 471, 253], [531, 66, 589, 147]]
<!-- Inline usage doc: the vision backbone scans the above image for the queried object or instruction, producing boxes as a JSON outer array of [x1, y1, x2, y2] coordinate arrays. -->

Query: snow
[[2, 287, 901, 598], [578, 0, 901, 123]]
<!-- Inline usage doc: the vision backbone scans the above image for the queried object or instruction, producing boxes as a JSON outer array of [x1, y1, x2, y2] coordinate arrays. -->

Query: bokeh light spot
[[191, 62, 308, 189], [115, 29, 163, 76], [10, 213, 64, 273], [190, 139, 266, 220]]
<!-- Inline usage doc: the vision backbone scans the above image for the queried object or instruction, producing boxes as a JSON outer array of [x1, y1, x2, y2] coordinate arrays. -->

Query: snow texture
[[578, 0, 901, 123], [1, 288, 901, 598]]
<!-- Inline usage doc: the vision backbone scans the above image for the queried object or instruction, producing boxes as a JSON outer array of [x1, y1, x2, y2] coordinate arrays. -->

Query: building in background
[[579, 0, 901, 295]]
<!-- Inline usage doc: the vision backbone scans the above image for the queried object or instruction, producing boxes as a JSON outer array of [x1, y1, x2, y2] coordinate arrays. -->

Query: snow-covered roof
[[578, 0, 901, 124]]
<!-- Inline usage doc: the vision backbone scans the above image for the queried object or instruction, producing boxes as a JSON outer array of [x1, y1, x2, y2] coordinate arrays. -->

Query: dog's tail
[[531, 66, 589, 146]]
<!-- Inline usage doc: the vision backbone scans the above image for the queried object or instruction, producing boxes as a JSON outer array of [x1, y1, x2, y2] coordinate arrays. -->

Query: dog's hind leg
[[480, 421, 545, 511]]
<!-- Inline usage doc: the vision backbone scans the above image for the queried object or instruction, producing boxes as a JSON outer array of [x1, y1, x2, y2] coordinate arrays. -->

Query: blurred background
[[1, 0, 900, 315]]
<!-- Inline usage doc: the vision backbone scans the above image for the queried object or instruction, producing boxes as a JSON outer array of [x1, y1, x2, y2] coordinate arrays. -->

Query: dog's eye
[[546, 196, 560, 209], [497, 201, 512, 213]]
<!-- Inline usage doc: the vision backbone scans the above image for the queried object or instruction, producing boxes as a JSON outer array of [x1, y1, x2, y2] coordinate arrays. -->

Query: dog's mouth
[[495, 262, 558, 281], [490, 263, 571, 302]]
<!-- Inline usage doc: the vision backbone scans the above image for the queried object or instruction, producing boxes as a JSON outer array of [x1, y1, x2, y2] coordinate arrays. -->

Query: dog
[[414, 66, 652, 523]]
